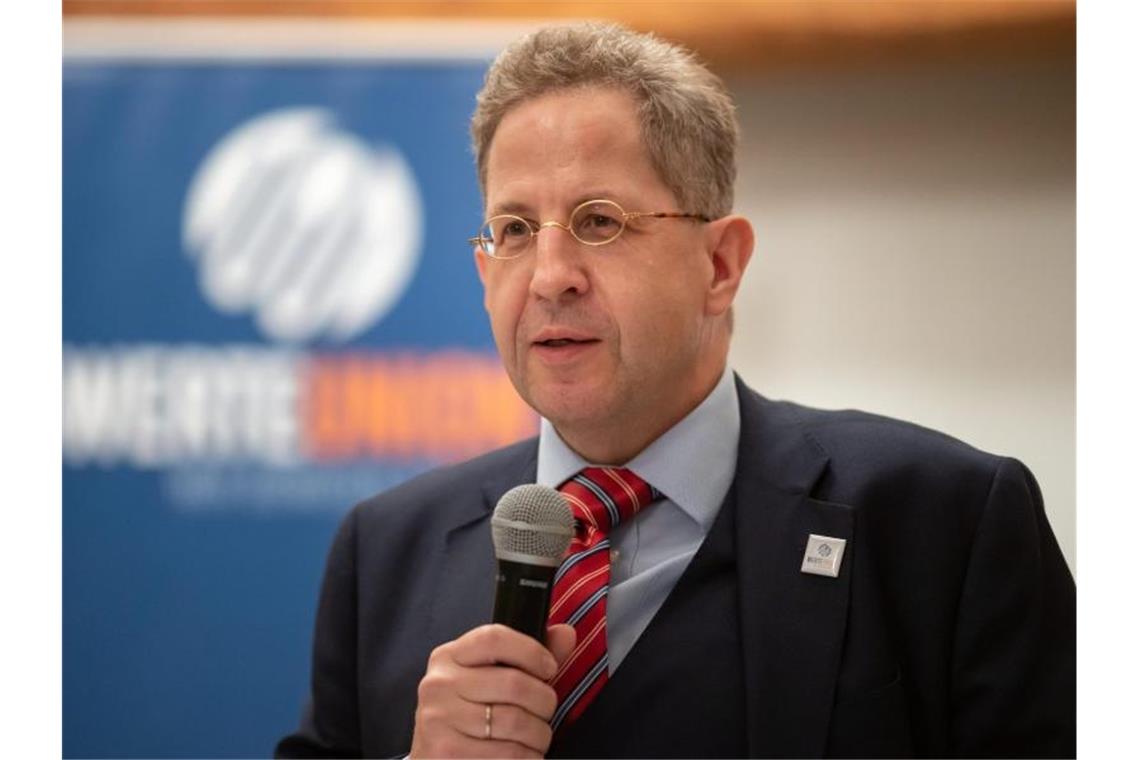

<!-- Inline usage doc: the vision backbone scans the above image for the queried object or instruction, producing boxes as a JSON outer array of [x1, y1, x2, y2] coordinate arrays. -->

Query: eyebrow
[[488, 201, 534, 217], [488, 192, 628, 218]]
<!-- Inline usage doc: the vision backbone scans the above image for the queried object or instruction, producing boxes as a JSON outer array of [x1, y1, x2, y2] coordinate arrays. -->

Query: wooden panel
[[62, 1, 1075, 72]]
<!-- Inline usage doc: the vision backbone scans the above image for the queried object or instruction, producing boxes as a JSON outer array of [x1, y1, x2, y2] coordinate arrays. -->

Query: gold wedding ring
[[484, 704, 493, 740]]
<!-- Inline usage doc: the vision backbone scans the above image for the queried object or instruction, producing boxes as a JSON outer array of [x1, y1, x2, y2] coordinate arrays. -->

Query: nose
[[528, 223, 590, 302]]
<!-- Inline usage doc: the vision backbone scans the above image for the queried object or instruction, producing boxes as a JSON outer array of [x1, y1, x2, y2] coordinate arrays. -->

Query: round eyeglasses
[[468, 199, 711, 260]]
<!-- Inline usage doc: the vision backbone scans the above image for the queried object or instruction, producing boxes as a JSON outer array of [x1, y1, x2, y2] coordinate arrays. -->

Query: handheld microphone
[[490, 485, 575, 641]]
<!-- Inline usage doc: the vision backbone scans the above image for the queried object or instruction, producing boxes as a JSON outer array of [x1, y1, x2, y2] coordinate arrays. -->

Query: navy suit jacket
[[277, 378, 1075, 758]]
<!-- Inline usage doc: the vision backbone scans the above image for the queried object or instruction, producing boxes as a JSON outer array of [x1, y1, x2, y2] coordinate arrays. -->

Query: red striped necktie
[[547, 467, 661, 732]]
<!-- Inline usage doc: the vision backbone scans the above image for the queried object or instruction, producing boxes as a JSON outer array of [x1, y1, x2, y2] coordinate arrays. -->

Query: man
[[278, 22, 1074, 759]]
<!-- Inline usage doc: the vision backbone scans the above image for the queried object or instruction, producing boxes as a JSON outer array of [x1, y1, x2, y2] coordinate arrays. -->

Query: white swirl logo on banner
[[183, 108, 423, 343]]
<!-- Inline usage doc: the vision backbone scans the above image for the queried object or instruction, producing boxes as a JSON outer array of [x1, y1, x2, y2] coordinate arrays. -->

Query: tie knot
[[558, 467, 660, 536]]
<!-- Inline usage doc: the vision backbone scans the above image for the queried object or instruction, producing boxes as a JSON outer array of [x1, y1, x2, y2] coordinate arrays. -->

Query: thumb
[[545, 624, 577, 667]]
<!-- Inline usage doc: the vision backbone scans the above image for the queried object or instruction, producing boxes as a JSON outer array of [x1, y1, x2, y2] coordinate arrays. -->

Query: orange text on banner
[[302, 351, 537, 462]]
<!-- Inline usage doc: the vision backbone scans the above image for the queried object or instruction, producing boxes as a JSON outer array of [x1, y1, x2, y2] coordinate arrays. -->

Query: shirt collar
[[536, 367, 740, 532]]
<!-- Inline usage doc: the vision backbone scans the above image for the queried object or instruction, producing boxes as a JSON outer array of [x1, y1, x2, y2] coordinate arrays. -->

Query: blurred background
[[62, 2, 1075, 757]]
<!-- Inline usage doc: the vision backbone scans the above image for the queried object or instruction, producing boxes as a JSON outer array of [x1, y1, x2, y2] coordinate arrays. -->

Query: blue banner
[[63, 59, 531, 758]]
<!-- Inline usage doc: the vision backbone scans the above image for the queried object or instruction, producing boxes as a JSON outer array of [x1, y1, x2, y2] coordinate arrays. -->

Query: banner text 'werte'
[[63, 345, 536, 468]]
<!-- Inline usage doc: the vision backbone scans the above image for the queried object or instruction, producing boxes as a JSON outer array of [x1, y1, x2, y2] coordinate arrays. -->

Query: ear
[[473, 246, 491, 308], [704, 215, 755, 317]]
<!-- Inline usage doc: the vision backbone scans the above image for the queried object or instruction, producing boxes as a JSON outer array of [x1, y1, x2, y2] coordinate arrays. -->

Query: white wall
[[727, 57, 1075, 570]]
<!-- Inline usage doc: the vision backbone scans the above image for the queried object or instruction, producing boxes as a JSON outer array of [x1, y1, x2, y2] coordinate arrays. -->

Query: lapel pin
[[801, 534, 847, 578]]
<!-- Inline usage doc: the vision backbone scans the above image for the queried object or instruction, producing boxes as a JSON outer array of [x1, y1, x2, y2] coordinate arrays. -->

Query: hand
[[410, 623, 577, 758]]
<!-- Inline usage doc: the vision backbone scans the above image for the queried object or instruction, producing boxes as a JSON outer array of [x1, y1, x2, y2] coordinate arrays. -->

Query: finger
[[453, 699, 554, 755], [545, 624, 577, 667], [455, 665, 559, 721], [450, 624, 559, 680]]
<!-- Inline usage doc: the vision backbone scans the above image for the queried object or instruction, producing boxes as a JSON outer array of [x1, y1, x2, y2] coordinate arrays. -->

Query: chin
[[527, 383, 612, 429]]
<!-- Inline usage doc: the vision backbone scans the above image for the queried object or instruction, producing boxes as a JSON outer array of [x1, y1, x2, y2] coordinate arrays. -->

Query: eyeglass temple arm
[[625, 211, 713, 222]]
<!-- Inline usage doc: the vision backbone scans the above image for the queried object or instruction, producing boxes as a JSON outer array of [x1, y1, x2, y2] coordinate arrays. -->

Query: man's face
[[476, 87, 721, 460]]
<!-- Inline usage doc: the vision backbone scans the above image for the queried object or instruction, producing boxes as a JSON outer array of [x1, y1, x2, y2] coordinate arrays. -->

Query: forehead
[[484, 87, 669, 211]]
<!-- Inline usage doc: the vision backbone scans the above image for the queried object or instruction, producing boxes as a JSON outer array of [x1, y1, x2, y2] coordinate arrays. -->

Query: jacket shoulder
[[746, 389, 1014, 510], [792, 402, 1003, 472]]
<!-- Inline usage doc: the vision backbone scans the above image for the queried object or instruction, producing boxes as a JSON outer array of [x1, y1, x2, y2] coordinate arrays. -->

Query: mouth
[[535, 338, 600, 348], [530, 333, 602, 364]]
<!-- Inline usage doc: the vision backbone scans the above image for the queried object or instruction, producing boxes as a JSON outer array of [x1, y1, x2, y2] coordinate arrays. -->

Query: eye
[[572, 202, 625, 243], [501, 219, 531, 238], [486, 216, 533, 246], [581, 214, 619, 231]]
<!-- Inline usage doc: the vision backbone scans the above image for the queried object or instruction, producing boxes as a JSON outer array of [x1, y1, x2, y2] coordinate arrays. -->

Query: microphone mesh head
[[491, 485, 575, 565]]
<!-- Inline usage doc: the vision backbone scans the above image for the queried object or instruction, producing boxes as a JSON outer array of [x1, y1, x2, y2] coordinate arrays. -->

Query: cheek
[[659, 253, 712, 317], [483, 273, 529, 352], [615, 266, 705, 351]]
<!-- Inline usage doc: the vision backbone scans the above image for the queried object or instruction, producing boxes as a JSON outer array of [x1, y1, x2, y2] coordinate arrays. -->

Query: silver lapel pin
[[801, 534, 847, 578]]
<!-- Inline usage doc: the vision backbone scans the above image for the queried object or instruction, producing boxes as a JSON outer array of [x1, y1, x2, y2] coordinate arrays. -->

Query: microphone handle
[[492, 559, 557, 641]]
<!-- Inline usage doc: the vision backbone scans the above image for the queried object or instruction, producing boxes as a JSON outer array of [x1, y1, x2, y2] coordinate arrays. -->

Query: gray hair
[[471, 22, 739, 219]]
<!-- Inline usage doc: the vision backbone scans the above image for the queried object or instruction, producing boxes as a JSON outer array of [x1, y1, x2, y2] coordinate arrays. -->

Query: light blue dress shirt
[[536, 367, 741, 673]]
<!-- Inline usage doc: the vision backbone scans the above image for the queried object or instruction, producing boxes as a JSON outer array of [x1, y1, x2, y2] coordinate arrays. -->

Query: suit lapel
[[733, 379, 855, 757], [427, 441, 539, 646]]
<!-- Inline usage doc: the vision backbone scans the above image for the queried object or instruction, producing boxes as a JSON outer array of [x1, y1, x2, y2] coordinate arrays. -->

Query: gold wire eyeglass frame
[[467, 198, 712, 259]]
